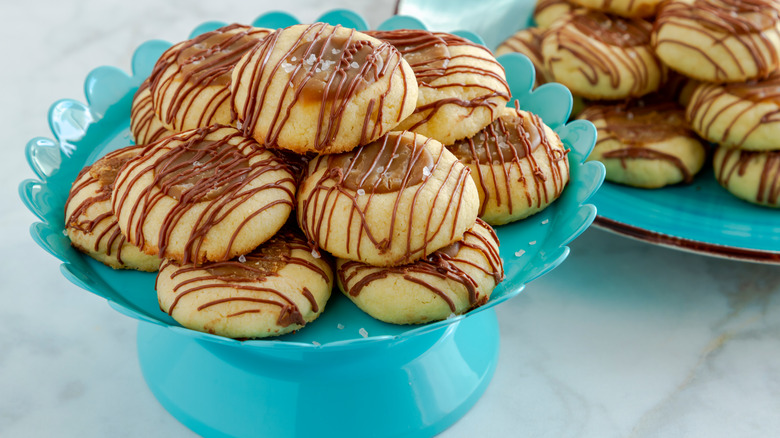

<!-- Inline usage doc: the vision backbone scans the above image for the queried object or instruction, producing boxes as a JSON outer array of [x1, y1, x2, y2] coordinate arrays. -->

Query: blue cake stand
[[20, 9, 604, 438]]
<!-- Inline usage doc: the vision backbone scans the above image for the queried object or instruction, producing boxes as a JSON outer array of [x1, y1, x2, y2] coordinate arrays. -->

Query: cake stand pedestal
[[137, 308, 500, 438]]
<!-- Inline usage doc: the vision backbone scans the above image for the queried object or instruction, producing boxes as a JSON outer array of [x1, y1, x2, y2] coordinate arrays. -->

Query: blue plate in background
[[398, 0, 780, 263]]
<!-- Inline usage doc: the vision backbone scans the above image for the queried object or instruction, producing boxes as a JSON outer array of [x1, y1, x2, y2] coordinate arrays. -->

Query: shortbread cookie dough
[[448, 107, 569, 225], [297, 131, 480, 267], [150, 24, 272, 132], [366, 29, 510, 145], [713, 147, 780, 208], [581, 101, 706, 188], [534, 0, 577, 29], [336, 218, 503, 325], [687, 74, 780, 151], [231, 23, 417, 155], [112, 125, 296, 265], [157, 228, 333, 338], [495, 28, 551, 86], [542, 10, 665, 100], [65, 145, 161, 271], [652, 0, 780, 83], [569, 0, 662, 18], [130, 78, 175, 146]]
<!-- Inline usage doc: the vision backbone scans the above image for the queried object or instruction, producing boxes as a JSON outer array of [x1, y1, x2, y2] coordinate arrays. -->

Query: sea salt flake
[[311, 249, 321, 259], [291, 56, 297, 62], [350, 61, 359, 69], [236, 120, 243, 130], [514, 249, 526, 257], [312, 341, 321, 346], [315, 68, 321, 73], [238, 255, 247, 263], [331, 48, 341, 55], [305, 54, 317, 65], [357, 188, 366, 196], [281, 61, 295, 73], [529, 240, 537, 246], [337, 323, 344, 330], [441, 59, 450, 69], [359, 328, 368, 338], [422, 166, 431, 177], [193, 160, 203, 167], [541, 219, 549, 225]]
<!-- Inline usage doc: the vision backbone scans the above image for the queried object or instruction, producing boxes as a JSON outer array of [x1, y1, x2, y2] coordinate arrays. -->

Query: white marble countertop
[[3, 1, 780, 437]]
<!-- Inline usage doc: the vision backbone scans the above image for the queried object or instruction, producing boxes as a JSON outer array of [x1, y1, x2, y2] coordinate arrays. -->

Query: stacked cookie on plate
[[497, 0, 780, 207], [65, 20, 572, 337]]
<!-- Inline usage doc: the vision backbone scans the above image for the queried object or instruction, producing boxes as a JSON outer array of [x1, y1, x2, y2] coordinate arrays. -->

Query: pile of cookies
[[65, 21, 572, 339], [497, 0, 780, 208]]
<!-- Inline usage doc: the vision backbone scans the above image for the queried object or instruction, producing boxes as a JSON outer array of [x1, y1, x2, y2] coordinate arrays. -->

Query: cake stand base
[[136, 308, 500, 438]]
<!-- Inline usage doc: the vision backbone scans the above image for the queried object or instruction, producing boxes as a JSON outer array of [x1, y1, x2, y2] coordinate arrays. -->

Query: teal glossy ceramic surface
[[19, 9, 603, 438], [397, 0, 780, 263]]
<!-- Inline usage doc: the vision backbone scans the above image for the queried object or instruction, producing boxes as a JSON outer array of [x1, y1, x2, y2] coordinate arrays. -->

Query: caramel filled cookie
[[157, 228, 333, 338], [112, 125, 296, 265], [336, 219, 503, 325], [569, 0, 662, 18], [448, 107, 569, 225], [65, 145, 161, 271], [366, 29, 510, 145], [150, 24, 272, 132], [687, 74, 780, 151], [297, 131, 479, 267], [495, 28, 551, 87], [231, 23, 417, 155], [534, 0, 578, 29], [542, 10, 666, 100], [580, 101, 706, 188], [130, 78, 175, 146], [652, 0, 780, 83], [713, 147, 780, 208]]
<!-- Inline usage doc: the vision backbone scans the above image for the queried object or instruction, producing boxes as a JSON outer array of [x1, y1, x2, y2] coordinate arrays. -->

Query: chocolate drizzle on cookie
[[159, 229, 330, 329], [582, 101, 700, 183], [366, 29, 510, 135], [65, 146, 146, 265], [150, 24, 271, 130], [653, 0, 780, 81], [449, 109, 569, 216], [546, 10, 660, 98], [496, 28, 549, 85], [113, 125, 295, 264], [233, 23, 408, 152], [130, 79, 172, 146], [298, 132, 473, 264], [688, 73, 780, 148], [716, 149, 780, 205], [338, 219, 504, 314]]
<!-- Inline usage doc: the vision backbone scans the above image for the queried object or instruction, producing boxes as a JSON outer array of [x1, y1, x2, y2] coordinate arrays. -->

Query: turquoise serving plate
[[20, 9, 604, 438], [398, 0, 780, 264]]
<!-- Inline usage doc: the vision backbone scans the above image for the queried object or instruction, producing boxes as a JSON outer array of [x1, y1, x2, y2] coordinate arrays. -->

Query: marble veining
[[3, 1, 780, 437]]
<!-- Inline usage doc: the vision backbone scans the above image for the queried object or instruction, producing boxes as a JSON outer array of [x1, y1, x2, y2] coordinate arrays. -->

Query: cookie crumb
[[514, 249, 525, 257], [359, 328, 368, 338]]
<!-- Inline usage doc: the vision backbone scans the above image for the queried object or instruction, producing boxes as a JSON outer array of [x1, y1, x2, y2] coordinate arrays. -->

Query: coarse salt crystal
[[357, 188, 366, 196], [236, 121, 243, 130], [238, 255, 247, 263], [376, 166, 384, 173], [350, 61, 359, 69], [62, 229, 68, 236], [529, 240, 537, 245], [311, 249, 321, 259], [422, 166, 431, 177], [331, 48, 341, 55], [514, 249, 525, 257], [193, 160, 203, 167], [337, 323, 344, 330], [627, 112, 635, 120], [359, 328, 368, 338], [290, 56, 297, 62], [281, 61, 295, 73], [542, 219, 549, 225], [446, 313, 457, 320], [305, 54, 317, 65], [312, 341, 321, 346]]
